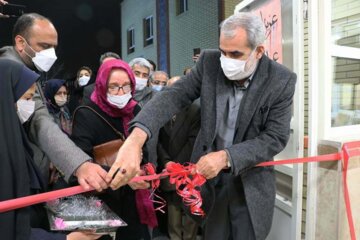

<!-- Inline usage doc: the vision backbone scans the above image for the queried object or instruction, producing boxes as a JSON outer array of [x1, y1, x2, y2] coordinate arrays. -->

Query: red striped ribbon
[[0, 141, 359, 239]]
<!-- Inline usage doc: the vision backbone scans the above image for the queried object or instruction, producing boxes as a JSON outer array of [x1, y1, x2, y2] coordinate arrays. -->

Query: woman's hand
[[128, 180, 150, 190], [128, 170, 150, 190], [67, 231, 102, 240], [106, 127, 148, 190]]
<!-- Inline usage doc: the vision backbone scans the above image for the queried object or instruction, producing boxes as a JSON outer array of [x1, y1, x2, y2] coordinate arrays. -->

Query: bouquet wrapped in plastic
[[46, 195, 126, 233]]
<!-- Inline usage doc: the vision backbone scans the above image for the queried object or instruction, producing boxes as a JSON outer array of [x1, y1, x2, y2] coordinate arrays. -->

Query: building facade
[[120, 0, 241, 76], [121, 0, 158, 65]]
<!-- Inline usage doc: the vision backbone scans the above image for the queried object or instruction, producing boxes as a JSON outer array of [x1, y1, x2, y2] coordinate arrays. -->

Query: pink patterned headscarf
[[91, 59, 137, 136]]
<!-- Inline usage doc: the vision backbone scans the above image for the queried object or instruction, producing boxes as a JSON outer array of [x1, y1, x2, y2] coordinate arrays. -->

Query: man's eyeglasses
[[108, 84, 131, 94], [150, 79, 167, 86]]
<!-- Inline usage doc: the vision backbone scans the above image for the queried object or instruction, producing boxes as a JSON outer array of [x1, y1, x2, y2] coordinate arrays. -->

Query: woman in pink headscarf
[[71, 59, 153, 240]]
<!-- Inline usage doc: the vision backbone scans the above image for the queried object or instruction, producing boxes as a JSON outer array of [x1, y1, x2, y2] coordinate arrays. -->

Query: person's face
[[78, 69, 91, 79], [55, 86, 67, 98], [14, 19, 58, 67], [132, 64, 150, 79], [20, 84, 36, 100], [150, 73, 168, 87], [219, 28, 264, 69], [107, 69, 131, 96]]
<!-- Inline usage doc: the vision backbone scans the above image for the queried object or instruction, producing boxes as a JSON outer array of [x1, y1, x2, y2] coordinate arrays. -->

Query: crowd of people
[[0, 3, 297, 240]]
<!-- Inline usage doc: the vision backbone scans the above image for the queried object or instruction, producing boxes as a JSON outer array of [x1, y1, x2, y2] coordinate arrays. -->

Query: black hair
[[76, 66, 93, 78], [99, 52, 120, 64], [146, 59, 157, 71], [12, 13, 50, 44]]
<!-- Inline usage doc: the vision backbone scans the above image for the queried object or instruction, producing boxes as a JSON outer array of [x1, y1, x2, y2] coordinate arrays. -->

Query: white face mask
[[220, 50, 257, 80], [78, 76, 90, 87], [135, 77, 148, 91], [54, 95, 67, 107], [17, 99, 35, 123], [22, 37, 57, 72], [107, 92, 132, 109], [31, 48, 57, 72], [152, 85, 163, 92]]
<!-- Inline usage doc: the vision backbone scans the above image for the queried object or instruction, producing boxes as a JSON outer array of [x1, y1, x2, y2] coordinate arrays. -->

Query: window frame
[[127, 27, 135, 54], [176, 0, 188, 15], [319, 1, 360, 139], [143, 15, 154, 47]]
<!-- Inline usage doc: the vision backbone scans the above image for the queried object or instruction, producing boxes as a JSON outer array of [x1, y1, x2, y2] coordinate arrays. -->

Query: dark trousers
[[168, 199, 199, 240], [203, 173, 256, 240]]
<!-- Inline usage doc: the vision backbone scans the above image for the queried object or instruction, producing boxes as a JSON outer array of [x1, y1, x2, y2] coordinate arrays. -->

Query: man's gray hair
[[220, 12, 266, 50], [149, 71, 169, 81], [128, 58, 152, 72]]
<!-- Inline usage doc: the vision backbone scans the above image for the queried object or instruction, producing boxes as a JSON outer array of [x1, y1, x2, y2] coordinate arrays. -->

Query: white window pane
[[331, 57, 360, 127], [331, 0, 360, 48]]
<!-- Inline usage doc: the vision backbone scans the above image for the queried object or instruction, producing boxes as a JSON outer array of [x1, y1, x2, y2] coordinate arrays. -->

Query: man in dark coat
[[157, 76, 201, 240], [107, 13, 297, 240], [0, 13, 108, 192]]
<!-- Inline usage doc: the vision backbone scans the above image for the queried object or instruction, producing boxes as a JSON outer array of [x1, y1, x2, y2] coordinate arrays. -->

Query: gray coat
[[132, 49, 297, 240], [0, 46, 90, 181], [133, 86, 156, 108]]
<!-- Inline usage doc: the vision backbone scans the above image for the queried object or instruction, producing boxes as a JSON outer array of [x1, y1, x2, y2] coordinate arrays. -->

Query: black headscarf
[[44, 79, 66, 114], [0, 59, 40, 240]]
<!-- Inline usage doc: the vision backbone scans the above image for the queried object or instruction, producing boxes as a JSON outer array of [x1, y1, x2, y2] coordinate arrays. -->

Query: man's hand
[[196, 150, 228, 179], [0, 0, 9, 18], [75, 162, 108, 192], [106, 127, 148, 190], [192, 54, 200, 62]]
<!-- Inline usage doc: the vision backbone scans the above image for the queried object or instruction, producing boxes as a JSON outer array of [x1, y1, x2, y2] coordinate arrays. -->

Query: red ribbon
[[0, 142, 359, 239], [256, 142, 359, 240], [141, 163, 166, 213], [166, 162, 206, 216], [0, 185, 89, 213], [138, 162, 206, 216]]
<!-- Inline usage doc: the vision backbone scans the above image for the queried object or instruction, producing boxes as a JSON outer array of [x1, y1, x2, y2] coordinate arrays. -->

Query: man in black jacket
[[157, 76, 200, 240]]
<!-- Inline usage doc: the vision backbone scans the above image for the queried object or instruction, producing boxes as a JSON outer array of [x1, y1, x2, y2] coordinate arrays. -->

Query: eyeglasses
[[150, 79, 167, 86], [108, 84, 132, 95]]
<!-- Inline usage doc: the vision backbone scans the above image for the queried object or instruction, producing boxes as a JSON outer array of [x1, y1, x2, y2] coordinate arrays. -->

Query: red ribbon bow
[[141, 162, 206, 216], [166, 162, 206, 216]]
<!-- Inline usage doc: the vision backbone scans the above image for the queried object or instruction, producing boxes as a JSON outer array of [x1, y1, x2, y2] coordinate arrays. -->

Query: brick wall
[[168, 0, 219, 76], [121, 0, 158, 64], [224, 0, 242, 18]]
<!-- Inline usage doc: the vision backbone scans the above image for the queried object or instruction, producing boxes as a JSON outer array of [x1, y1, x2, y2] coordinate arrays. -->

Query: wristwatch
[[225, 150, 231, 168], [226, 158, 231, 168]]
